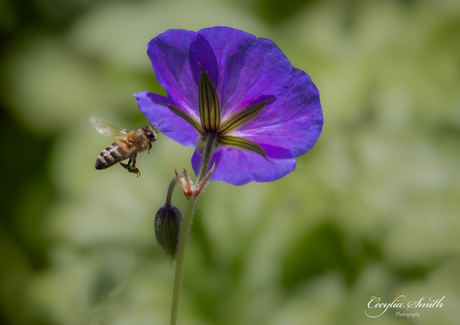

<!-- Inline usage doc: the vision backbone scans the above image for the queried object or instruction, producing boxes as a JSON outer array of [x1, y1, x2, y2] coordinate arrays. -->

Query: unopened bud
[[154, 205, 183, 258]]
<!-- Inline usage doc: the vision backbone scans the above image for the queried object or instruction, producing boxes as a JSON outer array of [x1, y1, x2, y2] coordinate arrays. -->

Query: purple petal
[[258, 143, 294, 159], [134, 91, 199, 146], [147, 29, 198, 115], [221, 37, 293, 117], [189, 33, 219, 89], [196, 28, 302, 118], [196, 27, 257, 115], [196, 27, 323, 158], [191, 147, 297, 186], [232, 68, 323, 158], [238, 110, 323, 158]]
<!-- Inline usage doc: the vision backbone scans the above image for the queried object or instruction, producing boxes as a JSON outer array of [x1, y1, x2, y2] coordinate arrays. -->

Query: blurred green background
[[1, 0, 459, 324]]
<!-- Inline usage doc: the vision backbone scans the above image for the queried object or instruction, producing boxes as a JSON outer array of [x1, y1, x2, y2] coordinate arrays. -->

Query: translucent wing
[[90, 116, 128, 139]]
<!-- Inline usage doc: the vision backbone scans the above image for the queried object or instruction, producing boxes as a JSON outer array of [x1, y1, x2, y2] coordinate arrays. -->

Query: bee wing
[[90, 116, 128, 139]]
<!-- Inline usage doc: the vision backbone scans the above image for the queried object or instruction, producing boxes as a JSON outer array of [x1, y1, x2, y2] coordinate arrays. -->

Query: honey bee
[[90, 116, 159, 177]]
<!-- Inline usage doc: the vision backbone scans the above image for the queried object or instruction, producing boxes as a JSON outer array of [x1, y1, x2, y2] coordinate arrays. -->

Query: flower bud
[[154, 205, 183, 258]]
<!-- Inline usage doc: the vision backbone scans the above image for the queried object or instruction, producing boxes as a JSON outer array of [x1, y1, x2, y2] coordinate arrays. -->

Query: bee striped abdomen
[[95, 140, 130, 170]]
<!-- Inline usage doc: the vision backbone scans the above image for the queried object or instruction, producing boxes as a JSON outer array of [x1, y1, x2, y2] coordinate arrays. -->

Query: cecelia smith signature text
[[365, 295, 445, 318]]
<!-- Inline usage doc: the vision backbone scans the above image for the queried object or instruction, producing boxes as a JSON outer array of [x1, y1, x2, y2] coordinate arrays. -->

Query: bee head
[[142, 126, 157, 142]]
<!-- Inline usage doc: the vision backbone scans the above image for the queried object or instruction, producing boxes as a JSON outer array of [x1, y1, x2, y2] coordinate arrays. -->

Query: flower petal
[[191, 147, 297, 186], [189, 33, 219, 89], [239, 111, 323, 158], [134, 91, 199, 146], [147, 29, 198, 115], [196, 28, 323, 159], [233, 68, 323, 158], [195, 28, 285, 114], [196, 27, 257, 114]]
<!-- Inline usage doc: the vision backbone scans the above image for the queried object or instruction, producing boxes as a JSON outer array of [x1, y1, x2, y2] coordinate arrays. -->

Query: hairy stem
[[170, 132, 217, 325], [170, 196, 195, 325]]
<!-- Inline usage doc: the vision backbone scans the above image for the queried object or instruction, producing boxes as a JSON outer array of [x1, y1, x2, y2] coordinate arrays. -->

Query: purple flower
[[135, 27, 323, 186]]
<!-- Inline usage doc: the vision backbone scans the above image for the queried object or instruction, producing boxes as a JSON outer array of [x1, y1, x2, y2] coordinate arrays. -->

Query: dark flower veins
[[135, 27, 323, 185]]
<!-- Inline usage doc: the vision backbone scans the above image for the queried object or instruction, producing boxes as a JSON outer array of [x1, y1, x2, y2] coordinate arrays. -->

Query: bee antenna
[[153, 121, 173, 134]]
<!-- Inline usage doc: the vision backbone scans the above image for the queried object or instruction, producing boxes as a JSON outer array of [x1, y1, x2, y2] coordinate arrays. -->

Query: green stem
[[170, 196, 196, 325], [170, 132, 217, 325], [165, 177, 178, 208]]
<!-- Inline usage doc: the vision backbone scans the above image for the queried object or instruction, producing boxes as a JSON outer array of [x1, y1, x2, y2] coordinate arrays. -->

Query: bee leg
[[120, 161, 141, 177], [130, 153, 137, 168], [120, 154, 141, 177]]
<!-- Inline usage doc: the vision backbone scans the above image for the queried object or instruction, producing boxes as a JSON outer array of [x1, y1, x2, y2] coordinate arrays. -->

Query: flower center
[[197, 70, 272, 159]]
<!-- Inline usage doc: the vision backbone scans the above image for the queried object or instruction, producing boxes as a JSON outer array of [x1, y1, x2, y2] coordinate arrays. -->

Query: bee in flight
[[90, 116, 164, 177]]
